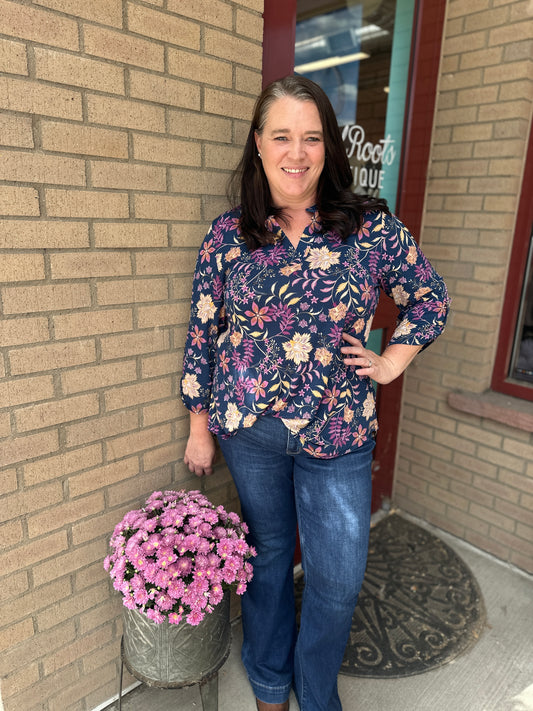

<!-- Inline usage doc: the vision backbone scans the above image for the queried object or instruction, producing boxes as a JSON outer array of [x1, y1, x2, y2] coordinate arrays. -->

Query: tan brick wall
[[394, 0, 533, 573], [0, 1, 263, 709]]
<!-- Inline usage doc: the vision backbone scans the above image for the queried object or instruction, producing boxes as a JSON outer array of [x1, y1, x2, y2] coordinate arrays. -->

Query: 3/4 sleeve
[[180, 221, 227, 413], [378, 213, 450, 349]]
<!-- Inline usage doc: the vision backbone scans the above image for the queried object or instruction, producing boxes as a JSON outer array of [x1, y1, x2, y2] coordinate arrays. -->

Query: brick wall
[[394, 0, 533, 573], [0, 1, 263, 709]]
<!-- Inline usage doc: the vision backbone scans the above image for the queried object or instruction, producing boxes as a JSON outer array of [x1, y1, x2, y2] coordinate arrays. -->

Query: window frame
[[491, 124, 533, 401]]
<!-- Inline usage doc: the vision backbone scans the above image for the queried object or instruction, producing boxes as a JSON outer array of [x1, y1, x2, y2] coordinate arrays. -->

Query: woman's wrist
[[379, 343, 422, 381], [189, 411, 210, 436]]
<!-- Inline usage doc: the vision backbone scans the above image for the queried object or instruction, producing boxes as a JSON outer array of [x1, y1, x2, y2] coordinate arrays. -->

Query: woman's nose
[[288, 140, 305, 159]]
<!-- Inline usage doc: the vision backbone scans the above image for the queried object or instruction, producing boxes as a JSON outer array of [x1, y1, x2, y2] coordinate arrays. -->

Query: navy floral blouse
[[180, 206, 449, 459]]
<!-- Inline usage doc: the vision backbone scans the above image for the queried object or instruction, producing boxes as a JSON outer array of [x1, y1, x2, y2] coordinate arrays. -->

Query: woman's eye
[[274, 136, 287, 141]]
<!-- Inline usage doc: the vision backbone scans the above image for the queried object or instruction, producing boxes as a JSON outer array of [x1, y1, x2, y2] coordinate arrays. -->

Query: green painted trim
[[381, 0, 416, 212]]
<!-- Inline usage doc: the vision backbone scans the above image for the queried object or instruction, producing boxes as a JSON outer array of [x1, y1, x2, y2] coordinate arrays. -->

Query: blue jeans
[[217, 416, 374, 711]]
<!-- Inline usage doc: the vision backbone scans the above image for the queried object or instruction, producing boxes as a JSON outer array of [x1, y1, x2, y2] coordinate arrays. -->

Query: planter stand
[[117, 593, 231, 711]]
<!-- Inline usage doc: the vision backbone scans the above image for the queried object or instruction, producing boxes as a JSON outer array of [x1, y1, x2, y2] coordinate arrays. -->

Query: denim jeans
[[217, 415, 374, 711]]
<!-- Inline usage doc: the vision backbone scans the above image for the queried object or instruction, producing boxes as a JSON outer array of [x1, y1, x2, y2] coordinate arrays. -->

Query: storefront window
[[492, 126, 533, 400], [509, 233, 533, 384], [294, 0, 415, 211]]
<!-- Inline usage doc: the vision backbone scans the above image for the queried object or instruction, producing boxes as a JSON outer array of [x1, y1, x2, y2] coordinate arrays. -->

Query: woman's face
[[255, 96, 325, 210]]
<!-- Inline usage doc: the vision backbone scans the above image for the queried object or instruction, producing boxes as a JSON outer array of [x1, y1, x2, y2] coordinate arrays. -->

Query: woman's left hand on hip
[[341, 332, 389, 384], [341, 332, 422, 385]]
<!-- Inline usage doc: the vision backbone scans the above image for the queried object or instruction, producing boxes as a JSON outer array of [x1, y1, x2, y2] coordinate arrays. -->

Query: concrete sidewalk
[[104, 518, 533, 711]]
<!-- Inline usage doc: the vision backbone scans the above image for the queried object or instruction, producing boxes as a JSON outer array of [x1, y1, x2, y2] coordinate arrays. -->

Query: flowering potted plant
[[105, 488, 256, 625], [104, 489, 256, 692]]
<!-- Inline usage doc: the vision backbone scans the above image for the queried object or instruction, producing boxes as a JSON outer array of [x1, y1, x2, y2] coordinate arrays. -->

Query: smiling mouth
[[282, 168, 308, 174]]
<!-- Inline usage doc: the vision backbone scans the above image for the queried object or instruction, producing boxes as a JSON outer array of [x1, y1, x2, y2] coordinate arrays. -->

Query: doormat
[[295, 513, 486, 678]]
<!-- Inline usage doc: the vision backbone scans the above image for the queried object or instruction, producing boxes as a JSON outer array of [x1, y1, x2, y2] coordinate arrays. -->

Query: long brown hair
[[227, 75, 389, 250]]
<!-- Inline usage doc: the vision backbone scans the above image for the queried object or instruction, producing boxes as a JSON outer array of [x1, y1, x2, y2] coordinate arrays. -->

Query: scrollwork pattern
[[296, 515, 485, 678]]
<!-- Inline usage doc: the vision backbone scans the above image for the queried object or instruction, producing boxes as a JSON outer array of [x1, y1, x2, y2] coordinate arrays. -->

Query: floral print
[[283, 332, 313, 364], [181, 206, 450, 459]]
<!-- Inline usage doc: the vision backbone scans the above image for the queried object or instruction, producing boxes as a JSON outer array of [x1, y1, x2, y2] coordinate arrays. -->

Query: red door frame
[[262, 0, 296, 88], [262, 0, 447, 510]]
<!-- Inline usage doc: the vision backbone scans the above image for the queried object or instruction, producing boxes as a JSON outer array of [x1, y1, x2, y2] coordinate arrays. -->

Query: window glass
[[295, 0, 415, 211], [510, 232, 533, 384]]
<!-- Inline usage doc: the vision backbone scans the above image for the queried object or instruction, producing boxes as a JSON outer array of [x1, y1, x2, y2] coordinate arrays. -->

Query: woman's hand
[[184, 412, 217, 477], [341, 333, 422, 385]]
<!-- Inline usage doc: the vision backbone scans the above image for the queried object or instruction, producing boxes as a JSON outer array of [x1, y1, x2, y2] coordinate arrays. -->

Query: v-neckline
[[269, 207, 319, 252], [282, 223, 312, 251]]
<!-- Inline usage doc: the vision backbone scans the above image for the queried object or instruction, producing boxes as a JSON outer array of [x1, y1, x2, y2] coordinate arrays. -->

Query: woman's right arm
[[180, 216, 231, 476], [184, 411, 217, 477]]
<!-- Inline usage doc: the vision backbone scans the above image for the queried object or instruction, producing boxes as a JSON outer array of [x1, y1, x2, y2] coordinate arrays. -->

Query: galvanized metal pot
[[121, 591, 231, 687], [119, 592, 231, 710]]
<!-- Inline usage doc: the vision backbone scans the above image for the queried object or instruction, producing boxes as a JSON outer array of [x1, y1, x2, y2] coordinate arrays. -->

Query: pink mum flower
[[133, 588, 149, 606], [198, 522, 213, 536], [105, 488, 256, 623], [123, 594, 136, 610], [157, 547, 176, 568], [184, 534, 200, 552], [208, 553, 221, 567], [156, 593, 174, 611], [204, 510, 219, 525], [197, 538, 212, 555], [130, 574, 145, 590], [146, 607, 165, 624], [244, 561, 254, 577], [187, 609, 205, 626], [217, 539, 234, 558], [195, 555, 209, 569], [209, 583, 224, 606], [155, 570, 171, 588], [224, 555, 241, 572], [176, 557, 193, 576], [143, 562, 158, 583], [167, 579, 185, 599], [222, 565, 237, 584], [234, 539, 249, 555], [142, 536, 160, 555]]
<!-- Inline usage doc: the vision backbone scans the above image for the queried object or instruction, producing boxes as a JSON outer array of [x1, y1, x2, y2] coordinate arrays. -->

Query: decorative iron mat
[[295, 513, 486, 678]]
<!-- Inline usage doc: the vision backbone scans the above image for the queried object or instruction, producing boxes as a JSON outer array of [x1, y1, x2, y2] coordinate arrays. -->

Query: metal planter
[[119, 592, 231, 710]]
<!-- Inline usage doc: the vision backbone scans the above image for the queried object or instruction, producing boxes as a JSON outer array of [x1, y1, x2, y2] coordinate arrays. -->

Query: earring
[[258, 152, 261, 158]]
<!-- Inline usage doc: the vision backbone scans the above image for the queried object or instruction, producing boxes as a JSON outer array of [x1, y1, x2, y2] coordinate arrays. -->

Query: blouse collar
[[265, 206, 322, 238]]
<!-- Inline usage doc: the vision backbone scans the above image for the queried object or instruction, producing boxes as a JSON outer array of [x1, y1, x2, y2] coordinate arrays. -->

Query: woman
[[181, 76, 449, 711]]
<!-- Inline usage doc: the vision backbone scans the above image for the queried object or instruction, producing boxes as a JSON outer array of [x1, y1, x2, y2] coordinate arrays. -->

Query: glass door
[[294, 0, 415, 212], [295, 0, 415, 510], [262, 0, 446, 511]]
